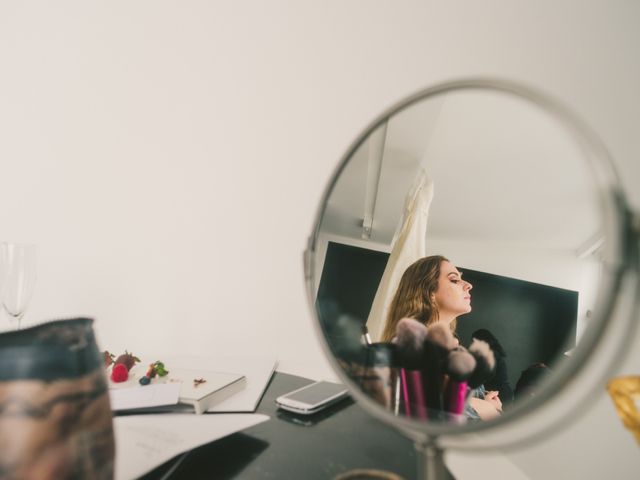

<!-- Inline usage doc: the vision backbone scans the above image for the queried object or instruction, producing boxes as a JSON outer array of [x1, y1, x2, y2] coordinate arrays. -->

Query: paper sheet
[[114, 413, 269, 480]]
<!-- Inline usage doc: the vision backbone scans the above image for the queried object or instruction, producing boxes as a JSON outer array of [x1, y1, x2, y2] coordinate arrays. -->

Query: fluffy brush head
[[469, 339, 496, 369], [467, 339, 496, 388], [393, 318, 428, 369], [394, 318, 428, 348], [446, 347, 476, 381], [426, 322, 458, 351]]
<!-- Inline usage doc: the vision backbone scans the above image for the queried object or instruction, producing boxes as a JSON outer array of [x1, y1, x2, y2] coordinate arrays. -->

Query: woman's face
[[433, 260, 473, 321]]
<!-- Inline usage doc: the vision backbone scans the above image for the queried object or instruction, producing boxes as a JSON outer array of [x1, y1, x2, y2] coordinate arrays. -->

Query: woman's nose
[[464, 281, 472, 291]]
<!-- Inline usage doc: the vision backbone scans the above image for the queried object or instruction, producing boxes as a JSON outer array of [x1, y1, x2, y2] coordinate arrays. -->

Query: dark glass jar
[[0, 317, 114, 479]]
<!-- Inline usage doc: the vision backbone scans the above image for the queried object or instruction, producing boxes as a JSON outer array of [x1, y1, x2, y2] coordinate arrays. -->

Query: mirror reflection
[[312, 89, 603, 424]]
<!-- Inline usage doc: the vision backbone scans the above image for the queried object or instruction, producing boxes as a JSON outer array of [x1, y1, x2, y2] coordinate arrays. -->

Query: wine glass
[[0, 242, 37, 329]]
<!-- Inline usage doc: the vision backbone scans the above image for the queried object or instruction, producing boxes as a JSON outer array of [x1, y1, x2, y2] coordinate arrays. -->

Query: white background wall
[[1, 1, 639, 478]]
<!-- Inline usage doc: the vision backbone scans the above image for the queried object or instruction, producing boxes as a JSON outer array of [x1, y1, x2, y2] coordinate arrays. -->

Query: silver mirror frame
[[304, 78, 640, 450]]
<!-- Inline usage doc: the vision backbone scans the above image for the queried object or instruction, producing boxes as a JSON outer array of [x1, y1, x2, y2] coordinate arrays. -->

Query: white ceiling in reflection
[[321, 90, 601, 252]]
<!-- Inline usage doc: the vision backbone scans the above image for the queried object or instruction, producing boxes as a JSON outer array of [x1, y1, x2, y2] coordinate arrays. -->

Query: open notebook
[[109, 368, 246, 414], [108, 355, 277, 414]]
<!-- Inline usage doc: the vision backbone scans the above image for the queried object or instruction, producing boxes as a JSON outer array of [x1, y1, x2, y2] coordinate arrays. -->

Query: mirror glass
[[310, 86, 608, 427]]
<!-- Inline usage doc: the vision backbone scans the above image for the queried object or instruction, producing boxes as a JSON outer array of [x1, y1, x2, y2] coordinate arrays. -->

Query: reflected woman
[[380, 255, 472, 342], [381, 255, 502, 420]]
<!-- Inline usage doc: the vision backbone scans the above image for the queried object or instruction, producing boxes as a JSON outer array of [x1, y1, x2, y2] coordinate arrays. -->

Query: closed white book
[[170, 369, 247, 414]]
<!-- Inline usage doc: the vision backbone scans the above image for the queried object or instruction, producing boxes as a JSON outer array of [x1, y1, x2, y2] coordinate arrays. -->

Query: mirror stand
[[415, 440, 446, 480]]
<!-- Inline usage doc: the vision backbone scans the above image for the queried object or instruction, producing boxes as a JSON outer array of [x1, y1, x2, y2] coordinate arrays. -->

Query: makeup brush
[[393, 318, 429, 369], [443, 347, 476, 416], [415, 322, 458, 414], [467, 339, 496, 389], [393, 318, 430, 419]]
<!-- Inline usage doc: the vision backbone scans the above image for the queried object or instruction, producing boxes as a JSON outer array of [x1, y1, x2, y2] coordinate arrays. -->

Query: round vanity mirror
[[304, 79, 639, 476]]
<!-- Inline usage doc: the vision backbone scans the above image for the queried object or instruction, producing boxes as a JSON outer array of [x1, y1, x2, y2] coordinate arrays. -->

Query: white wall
[[1, 1, 639, 478]]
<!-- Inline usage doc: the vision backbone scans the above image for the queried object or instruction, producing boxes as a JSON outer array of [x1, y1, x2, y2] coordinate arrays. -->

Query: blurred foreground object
[[0, 317, 114, 478], [607, 376, 640, 445]]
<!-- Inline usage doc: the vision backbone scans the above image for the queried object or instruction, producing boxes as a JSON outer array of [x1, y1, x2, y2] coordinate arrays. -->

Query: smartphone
[[275, 381, 349, 415]]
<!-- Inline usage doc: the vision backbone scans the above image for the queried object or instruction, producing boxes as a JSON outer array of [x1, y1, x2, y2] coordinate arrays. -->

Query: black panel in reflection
[[456, 268, 578, 387], [316, 241, 389, 365], [316, 241, 389, 326]]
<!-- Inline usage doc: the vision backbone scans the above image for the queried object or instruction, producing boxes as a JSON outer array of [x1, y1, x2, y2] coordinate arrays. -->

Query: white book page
[[135, 354, 278, 412], [169, 368, 244, 401], [206, 356, 277, 412]]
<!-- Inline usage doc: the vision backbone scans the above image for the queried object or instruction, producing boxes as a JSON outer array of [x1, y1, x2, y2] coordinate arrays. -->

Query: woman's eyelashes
[[449, 276, 469, 288]]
